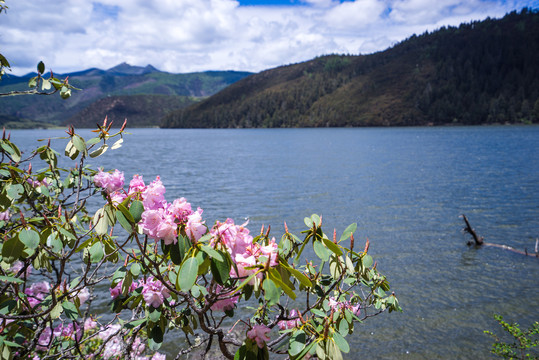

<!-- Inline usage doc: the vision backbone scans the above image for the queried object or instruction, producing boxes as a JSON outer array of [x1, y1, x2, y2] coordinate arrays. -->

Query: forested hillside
[[0, 64, 252, 127], [161, 8, 539, 128]]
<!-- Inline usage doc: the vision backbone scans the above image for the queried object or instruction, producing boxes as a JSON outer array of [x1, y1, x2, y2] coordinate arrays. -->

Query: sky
[[1, 0, 538, 76]]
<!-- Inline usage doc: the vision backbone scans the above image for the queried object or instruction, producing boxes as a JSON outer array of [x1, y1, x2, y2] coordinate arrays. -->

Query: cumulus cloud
[[0, 0, 534, 75]]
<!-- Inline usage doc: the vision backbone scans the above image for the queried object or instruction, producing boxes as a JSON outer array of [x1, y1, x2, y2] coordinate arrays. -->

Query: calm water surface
[[9, 126, 539, 359]]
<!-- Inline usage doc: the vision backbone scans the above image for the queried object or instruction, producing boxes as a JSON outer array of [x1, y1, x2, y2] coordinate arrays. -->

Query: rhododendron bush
[[0, 122, 401, 360]]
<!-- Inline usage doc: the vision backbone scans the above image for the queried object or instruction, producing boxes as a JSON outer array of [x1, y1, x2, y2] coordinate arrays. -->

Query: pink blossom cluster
[[0, 210, 10, 222], [25, 281, 50, 308], [278, 309, 301, 330], [25, 281, 90, 309], [110, 276, 170, 309], [127, 174, 206, 245], [247, 324, 271, 348], [94, 169, 125, 194], [10, 260, 31, 276], [98, 324, 165, 360], [27, 177, 49, 188], [37, 322, 83, 350], [211, 219, 279, 284], [209, 284, 239, 312], [328, 296, 361, 316]]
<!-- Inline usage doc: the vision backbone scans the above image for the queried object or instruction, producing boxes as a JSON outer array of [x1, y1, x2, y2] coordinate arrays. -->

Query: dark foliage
[[161, 8, 539, 128]]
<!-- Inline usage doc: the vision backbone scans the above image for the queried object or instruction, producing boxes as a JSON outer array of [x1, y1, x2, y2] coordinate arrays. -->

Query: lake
[[9, 126, 539, 359]]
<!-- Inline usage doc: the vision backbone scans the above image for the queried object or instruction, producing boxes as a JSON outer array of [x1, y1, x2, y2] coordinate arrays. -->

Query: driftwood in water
[[461, 214, 539, 258]]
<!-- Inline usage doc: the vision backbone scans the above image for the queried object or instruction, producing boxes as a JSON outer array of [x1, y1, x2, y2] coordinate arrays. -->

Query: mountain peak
[[106, 62, 161, 75]]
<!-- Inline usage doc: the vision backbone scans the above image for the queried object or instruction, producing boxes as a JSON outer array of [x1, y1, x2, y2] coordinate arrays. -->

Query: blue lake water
[[9, 126, 539, 359]]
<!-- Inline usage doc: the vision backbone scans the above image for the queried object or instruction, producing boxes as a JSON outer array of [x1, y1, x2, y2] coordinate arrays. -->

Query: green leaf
[[129, 200, 144, 223], [310, 214, 321, 226], [1, 237, 23, 264], [177, 235, 191, 263], [92, 207, 109, 235], [89, 144, 108, 158], [332, 332, 349, 353], [1, 141, 21, 162], [210, 253, 231, 285], [0, 275, 23, 284], [149, 307, 161, 322], [6, 184, 24, 200], [289, 330, 306, 357], [362, 254, 373, 268], [200, 245, 224, 261], [117, 203, 135, 224], [339, 223, 357, 242], [148, 325, 163, 350], [89, 242, 104, 263], [72, 135, 87, 154], [322, 237, 343, 256], [313, 240, 330, 262], [37, 61, 45, 74], [64, 140, 79, 160], [50, 302, 63, 319], [28, 76, 37, 88], [130, 263, 141, 277], [304, 216, 314, 228], [262, 278, 280, 306], [41, 78, 51, 91], [268, 268, 296, 300], [60, 86, 71, 99], [177, 257, 198, 291], [62, 301, 79, 321], [116, 210, 132, 232], [111, 138, 123, 150], [19, 229, 40, 250], [86, 137, 101, 146], [284, 264, 312, 288]]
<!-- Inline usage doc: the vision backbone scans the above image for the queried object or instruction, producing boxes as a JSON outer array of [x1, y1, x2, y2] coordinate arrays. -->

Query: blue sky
[[1, 0, 537, 75]]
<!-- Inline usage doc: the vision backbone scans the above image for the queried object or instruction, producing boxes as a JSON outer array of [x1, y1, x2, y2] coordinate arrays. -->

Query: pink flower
[[211, 219, 252, 258], [76, 287, 90, 304], [142, 176, 166, 210], [0, 210, 10, 222], [247, 324, 271, 348], [25, 281, 50, 308], [185, 208, 206, 242], [36, 327, 52, 350], [167, 197, 192, 222], [140, 209, 163, 239], [141, 277, 170, 308], [99, 324, 121, 340], [110, 281, 122, 299], [210, 285, 239, 312], [155, 212, 177, 245], [110, 191, 127, 206], [278, 309, 301, 330], [27, 178, 49, 188], [94, 169, 124, 194], [84, 318, 98, 331], [151, 353, 167, 360], [128, 174, 146, 196], [10, 261, 31, 276], [62, 322, 83, 341]]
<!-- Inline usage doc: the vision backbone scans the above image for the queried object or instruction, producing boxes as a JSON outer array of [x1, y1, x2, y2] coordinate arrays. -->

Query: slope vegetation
[[161, 9, 539, 128]]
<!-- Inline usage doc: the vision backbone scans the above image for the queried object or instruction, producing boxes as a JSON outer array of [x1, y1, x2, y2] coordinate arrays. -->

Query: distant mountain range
[[162, 8, 539, 128], [0, 63, 252, 128]]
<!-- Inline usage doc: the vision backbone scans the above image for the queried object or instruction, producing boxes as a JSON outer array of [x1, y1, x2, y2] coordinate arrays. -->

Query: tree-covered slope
[[0, 64, 252, 127], [161, 8, 539, 128]]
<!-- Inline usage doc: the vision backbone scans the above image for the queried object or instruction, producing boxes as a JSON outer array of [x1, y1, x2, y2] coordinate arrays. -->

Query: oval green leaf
[[177, 257, 198, 291]]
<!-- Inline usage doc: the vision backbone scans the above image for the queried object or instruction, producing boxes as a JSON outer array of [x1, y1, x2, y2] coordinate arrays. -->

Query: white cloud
[[0, 0, 535, 75]]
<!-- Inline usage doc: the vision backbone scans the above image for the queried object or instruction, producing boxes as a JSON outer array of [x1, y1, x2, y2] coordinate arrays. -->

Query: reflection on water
[[9, 126, 539, 359]]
